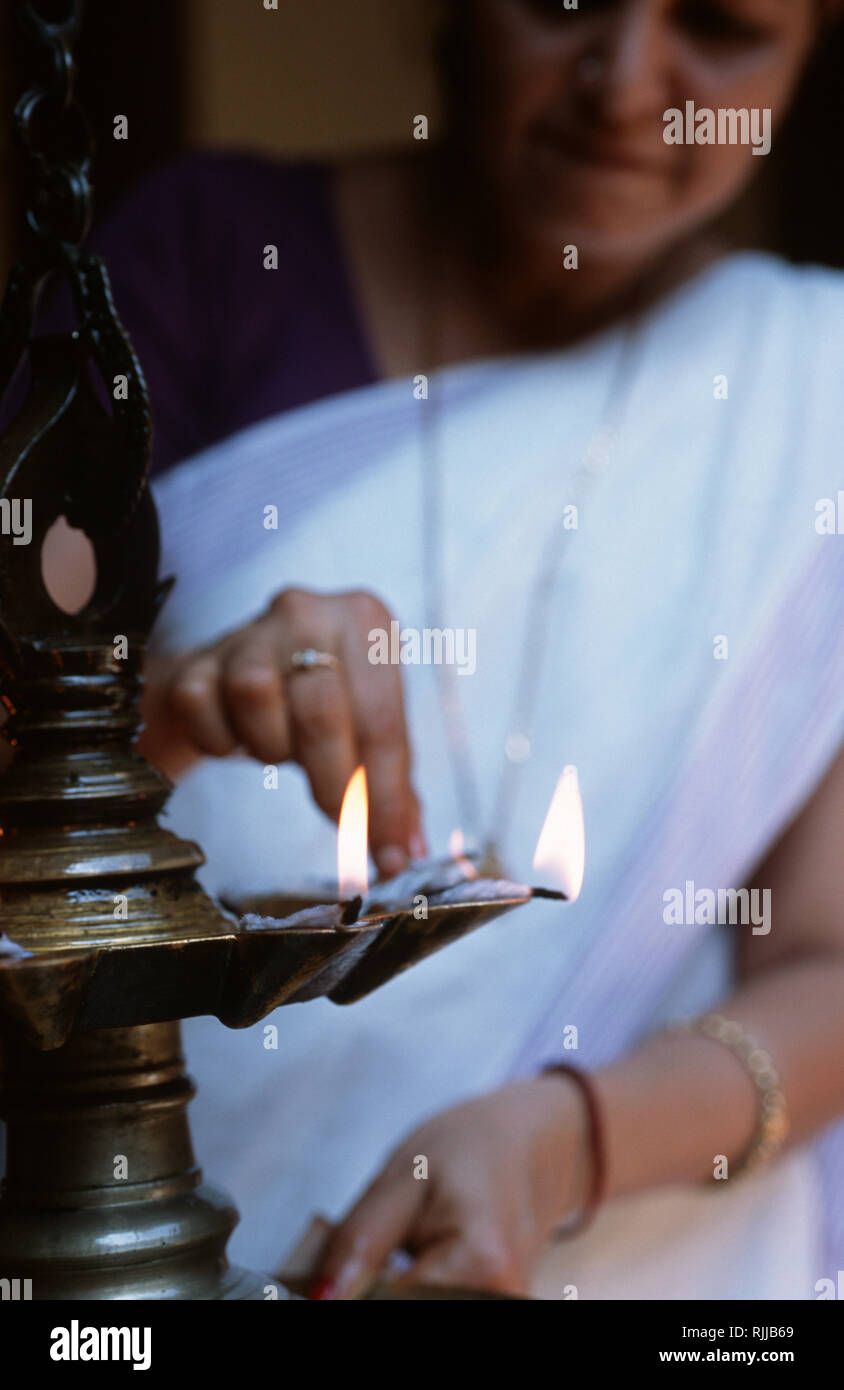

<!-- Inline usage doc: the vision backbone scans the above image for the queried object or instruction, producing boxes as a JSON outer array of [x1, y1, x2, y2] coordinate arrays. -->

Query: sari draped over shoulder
[[151, 252, 844, 1296]]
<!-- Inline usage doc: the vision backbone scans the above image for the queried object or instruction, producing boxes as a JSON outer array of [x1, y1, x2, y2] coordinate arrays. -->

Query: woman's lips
[[531, 125, 664, 175]]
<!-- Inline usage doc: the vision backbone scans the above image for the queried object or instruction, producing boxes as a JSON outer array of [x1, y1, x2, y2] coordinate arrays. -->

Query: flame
[[449, 828, 478, 880], [338, 766, 369, 898], [532, 765, 585, 901]]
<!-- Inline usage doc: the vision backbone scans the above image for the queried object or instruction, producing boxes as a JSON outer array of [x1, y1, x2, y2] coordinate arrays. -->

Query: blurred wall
[[184, 0, 443, 157], [0, 0, 440, 270]]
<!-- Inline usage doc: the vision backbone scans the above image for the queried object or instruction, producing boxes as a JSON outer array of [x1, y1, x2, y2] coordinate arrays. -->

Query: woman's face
[[461, 0, 821, 263]]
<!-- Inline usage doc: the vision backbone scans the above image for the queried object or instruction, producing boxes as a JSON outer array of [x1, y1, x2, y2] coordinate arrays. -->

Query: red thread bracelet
[[542, 1062, 608, 1236]]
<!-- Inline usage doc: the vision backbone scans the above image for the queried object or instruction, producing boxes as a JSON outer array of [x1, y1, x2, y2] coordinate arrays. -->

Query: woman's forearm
[[590, 951, 844, 1201]]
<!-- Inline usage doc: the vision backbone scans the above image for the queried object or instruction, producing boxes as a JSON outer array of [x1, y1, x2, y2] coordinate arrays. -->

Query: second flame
[[532, 765, 585, 902]]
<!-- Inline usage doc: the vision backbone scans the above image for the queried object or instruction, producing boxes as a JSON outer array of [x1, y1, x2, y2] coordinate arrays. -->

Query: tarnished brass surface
[[0, 636, 234, 956], [0, 1021, 279, 1299], [239, 892, 530, 1007], [0, 259, 282, 1295]]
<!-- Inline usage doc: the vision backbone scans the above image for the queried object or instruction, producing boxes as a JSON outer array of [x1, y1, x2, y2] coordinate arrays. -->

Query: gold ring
[[288, 648, 341, 675]]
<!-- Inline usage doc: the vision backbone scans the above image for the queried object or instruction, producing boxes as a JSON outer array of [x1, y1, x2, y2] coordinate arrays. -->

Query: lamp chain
[[13, 0, 93, 253], [0, 0, 153, 536]]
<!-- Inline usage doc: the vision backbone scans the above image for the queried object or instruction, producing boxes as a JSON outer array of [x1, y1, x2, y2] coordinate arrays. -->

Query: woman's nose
[[581, 1, 671, 126]]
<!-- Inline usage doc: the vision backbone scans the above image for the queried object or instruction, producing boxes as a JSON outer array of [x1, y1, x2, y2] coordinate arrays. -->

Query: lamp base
[[0, 1021, 287, 1300]]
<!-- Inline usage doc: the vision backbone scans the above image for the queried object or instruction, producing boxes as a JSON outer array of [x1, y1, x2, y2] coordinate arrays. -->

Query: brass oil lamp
[[0, 0, 530, 1300]]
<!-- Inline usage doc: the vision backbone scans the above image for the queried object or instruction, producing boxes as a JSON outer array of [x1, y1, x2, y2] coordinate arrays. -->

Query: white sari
[[152, 252, 844, 1298]]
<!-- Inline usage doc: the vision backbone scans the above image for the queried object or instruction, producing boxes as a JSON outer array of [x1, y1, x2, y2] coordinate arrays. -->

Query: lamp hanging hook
[[0, 0, 152, 538]]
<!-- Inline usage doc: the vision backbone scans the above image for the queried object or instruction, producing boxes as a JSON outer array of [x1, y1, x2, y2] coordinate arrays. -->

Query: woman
[[42, 0, 844, 1298]]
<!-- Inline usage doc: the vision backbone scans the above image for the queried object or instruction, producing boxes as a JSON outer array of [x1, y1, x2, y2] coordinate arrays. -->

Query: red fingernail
[[307, 1277, 337, 1301]]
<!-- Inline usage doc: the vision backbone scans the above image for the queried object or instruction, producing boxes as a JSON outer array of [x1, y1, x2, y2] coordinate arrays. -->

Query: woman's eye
[[675, 1, 768, 46]]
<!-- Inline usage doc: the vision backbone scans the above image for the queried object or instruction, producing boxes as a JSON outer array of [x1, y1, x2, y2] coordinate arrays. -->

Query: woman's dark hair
[[774, 20, 844, 266]]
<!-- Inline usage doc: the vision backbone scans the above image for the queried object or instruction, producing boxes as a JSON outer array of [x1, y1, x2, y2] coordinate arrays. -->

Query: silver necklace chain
[[420, 314, 642, 868]]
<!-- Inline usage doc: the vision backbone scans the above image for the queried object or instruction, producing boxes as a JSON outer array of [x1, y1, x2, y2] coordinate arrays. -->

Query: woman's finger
[[218, 628, 292, 765], [338, 593, 423, 876], [310, 1161, 423, 1300], [259, 590, 359, 821], [395, 1225, 526, 1297], [168, 652, 239, 757], [285, 667, 359, 822]]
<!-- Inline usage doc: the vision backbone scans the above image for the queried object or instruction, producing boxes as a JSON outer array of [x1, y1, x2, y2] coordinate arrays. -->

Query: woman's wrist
[[534, 1067, 603, 1234]]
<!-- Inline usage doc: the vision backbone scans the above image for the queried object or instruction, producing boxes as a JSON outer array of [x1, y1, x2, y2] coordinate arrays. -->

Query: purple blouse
[[21, 153, 379, 476]]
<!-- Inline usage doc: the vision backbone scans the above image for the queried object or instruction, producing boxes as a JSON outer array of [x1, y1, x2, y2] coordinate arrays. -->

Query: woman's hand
[[139, 587, 424, 878], [310, 1077, 588, 1299]]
